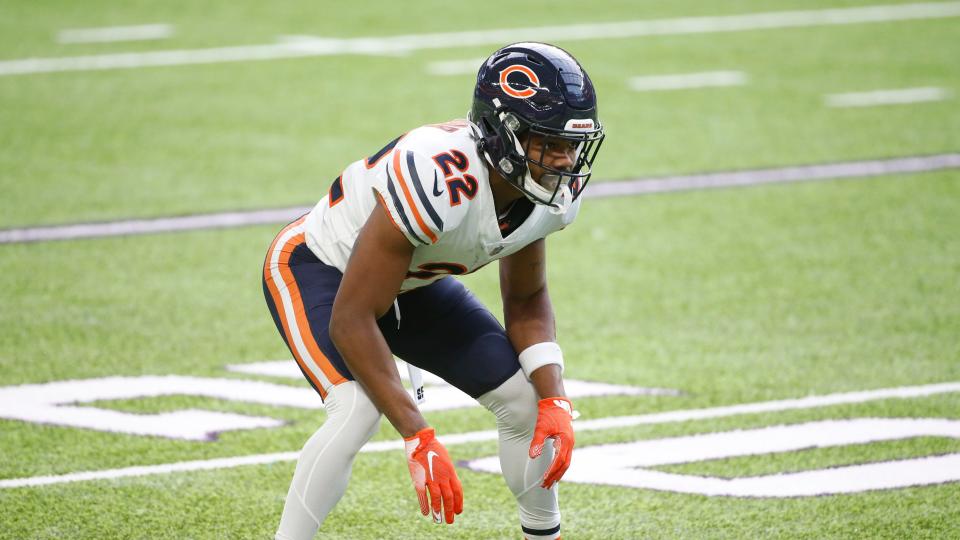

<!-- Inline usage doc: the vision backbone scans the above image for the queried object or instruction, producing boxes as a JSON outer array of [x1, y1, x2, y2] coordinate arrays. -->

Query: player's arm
[[330, 199, 463, 524], [499, 238, 565, 398], [499, 238, 575, 489], [330, 200, 424, 437]]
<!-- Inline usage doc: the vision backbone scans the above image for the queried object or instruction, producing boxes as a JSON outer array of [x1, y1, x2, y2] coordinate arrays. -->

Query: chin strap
[[546, 184, 573, 215]]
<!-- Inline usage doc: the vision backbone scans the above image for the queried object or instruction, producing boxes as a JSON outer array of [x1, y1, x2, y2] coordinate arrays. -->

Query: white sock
[[478, 370, 561, 539], [276, 381, 381, 540]]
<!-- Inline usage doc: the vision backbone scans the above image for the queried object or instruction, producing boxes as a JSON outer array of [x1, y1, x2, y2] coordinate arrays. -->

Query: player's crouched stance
[[262, 42, 604, 539]]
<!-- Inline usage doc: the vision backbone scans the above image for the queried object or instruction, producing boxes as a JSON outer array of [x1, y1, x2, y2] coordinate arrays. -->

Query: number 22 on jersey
[[433, 150, 478, 206]]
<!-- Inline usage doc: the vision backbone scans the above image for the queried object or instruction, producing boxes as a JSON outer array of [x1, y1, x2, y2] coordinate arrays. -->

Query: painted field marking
[[1, 381, 957, 489], [628, 71, 746, 91], [583, 153, 960, 198], [825, 87, 951, 107], [425, 57, 487, 76], [0, 206, 309, 244], [0, 364, 659, 440], [56, 24, 174, 45], [465, 418, 960, 496], [2, 152, 958, 244], [2, 2, 959, 75], [228, 359, 678, 399]]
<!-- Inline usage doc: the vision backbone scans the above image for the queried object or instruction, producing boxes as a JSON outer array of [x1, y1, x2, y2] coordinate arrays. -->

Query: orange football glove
[[404, 427, 464, 524], [528, 397, 576, 489]]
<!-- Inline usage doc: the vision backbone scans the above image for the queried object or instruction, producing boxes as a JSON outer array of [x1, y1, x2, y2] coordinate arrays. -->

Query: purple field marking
[[1, 153, 958, 244], [0, 206, 313, 244], [584, 153, 960, 197]]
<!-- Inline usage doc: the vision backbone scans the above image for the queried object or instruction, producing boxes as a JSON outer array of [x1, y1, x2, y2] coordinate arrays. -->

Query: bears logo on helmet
[[499, 65, 541, 99]]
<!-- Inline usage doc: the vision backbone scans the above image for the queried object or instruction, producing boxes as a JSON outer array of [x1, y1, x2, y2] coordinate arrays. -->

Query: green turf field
[[2, 1, 959, 538]]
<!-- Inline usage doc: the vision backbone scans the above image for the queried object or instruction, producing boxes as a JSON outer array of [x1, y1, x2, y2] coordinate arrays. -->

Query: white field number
[[464, 418, 960, 496], [2, 381, 959, 489], [0, 360, 669, 441]]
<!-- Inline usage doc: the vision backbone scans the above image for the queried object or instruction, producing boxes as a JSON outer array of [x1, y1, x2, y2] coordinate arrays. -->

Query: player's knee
[[478, 369, 538, 439], [322, 381, 382, 447], [359, 411, 382, 444]]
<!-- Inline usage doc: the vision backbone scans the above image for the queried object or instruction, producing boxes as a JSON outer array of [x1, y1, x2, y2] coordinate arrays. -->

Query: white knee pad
[[478, 370, 560, 536], [276, 381, 381, 540]]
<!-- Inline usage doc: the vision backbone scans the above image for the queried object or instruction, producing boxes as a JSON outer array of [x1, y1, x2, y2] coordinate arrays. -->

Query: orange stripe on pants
[[263, 218, 347, 398]]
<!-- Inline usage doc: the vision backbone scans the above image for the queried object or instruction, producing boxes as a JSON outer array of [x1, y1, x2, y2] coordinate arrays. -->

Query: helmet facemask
[[517, 121, 604, 213], [487, 105, 604, 213]]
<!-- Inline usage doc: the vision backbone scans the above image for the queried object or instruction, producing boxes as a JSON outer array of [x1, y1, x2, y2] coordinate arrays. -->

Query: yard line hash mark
[[56, 24, 174, 45], [825, 87, 951, 107], [1, 153, 957, 244], [628, 71, 747, 91], [1, 381, 957, 489], [1, 2, 959, 76]]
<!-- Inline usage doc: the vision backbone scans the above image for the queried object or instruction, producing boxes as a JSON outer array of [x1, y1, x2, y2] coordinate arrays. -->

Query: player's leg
[[383, 278, 561, 539], [477, 371, 560, 540], [263, 219, 381, 540], [274, 381, 380, 540]]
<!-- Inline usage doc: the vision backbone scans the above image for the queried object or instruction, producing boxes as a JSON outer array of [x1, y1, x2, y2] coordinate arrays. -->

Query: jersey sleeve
[[370, 148, 462, 246]]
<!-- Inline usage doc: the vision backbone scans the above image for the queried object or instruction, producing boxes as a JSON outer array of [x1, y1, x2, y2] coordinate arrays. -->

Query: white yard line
[[56, 24, 174, 45], [825, 87, 951, 107], [628, 71, 747, 91], [2, 2, 959, 76], [2, 153, 957, 244], [1, 381, 957, 489]]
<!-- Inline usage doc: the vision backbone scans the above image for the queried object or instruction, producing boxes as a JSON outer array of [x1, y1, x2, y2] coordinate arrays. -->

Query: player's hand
[[528, 397, 576, 489], [404, 427, 464, 524]]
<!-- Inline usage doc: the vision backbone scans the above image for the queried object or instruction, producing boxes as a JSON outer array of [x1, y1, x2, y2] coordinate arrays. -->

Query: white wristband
[[517, 342, 564, 380]]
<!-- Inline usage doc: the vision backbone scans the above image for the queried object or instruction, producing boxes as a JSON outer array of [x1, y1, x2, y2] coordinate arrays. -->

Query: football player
[[263, 42, 604, 539]]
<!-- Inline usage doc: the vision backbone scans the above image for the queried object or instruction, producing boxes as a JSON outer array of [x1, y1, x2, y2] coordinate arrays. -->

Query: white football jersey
[[302, 119, 581, 292]]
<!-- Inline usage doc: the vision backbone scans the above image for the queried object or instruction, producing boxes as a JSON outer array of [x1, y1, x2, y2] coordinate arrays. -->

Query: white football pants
[[275, 371, 560, 540]]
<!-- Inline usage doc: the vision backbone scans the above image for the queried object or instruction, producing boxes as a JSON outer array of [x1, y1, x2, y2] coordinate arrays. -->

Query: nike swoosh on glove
[[528, 397, 576, 489], [404, 427, 464, 524]]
